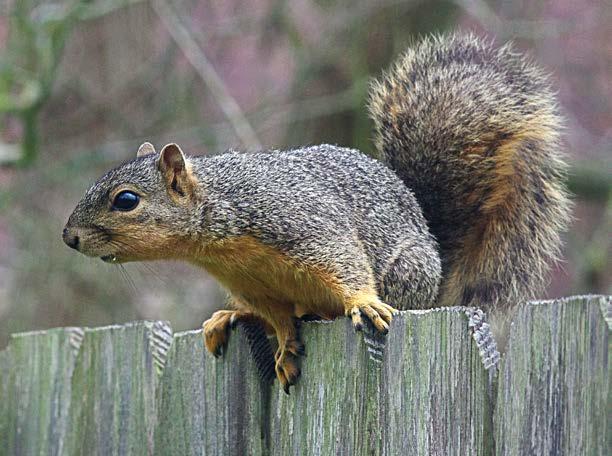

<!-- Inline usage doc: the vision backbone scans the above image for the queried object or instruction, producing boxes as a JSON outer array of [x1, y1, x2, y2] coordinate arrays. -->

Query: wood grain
[[495, 295, 610, 455]]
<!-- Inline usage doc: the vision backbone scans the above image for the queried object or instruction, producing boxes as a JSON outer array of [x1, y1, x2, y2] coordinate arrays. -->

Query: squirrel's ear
[[158, 143, 196, 197], [158, 143, 186, 172], [137, 142, 156, 158]]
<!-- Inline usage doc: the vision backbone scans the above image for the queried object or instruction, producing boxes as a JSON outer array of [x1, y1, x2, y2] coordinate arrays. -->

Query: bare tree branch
[[151, 0, 262, 150]]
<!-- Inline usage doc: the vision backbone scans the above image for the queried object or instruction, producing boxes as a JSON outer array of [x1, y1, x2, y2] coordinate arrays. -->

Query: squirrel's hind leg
[[208, 300, 304, 393], [379, 240, 441, 310], [267, 316, 304, 394]]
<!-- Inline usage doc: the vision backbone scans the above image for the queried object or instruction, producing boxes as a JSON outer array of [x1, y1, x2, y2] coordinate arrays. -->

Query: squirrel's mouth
[[100, 254, 119, 263]]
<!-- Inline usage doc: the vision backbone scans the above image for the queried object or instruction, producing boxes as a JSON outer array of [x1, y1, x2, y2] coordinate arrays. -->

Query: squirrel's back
[[192, 145, 439, 307], [369, 33, 570, 313]]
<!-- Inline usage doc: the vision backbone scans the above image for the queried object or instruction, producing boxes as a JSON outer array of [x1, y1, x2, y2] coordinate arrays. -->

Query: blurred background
[[0, 0, 610, 347]]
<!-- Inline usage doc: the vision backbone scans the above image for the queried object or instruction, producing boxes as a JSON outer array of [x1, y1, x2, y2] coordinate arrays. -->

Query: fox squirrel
[[63, 33, 570, 392]]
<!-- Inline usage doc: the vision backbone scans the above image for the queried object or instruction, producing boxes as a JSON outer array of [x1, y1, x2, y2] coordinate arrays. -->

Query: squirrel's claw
[[350, 307, 365, 332], [283, 338, 306, 358], [275, 336, 304, 393], [202, 310, 236, 357], [275, 353, 301, 394], [347, 300, 397, 334], [228, 312, 240, 330]]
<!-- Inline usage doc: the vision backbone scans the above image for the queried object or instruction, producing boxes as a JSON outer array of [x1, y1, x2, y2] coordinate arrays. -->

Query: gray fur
[[192, 145, 441, 309]]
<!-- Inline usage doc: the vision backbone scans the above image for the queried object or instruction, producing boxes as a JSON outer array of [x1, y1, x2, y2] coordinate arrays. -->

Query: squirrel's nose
[[62, 227, 80, 250]]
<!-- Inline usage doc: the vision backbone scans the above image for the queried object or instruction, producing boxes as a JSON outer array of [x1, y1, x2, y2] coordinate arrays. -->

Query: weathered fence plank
[[0, 327, 83, 456], [0, 295, 609, 455], [268, 308, 496, 455], [381, 309, 496, 455], [268, 319, 385, 456], [495, 295, 610, 455], [155, 328, 268, 455], [65, 321, 172, 455]]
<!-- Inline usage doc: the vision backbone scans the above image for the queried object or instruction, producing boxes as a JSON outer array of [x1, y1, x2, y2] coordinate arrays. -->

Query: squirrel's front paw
[[202, 310, 240, 357], [275, 338, 305, 394], [346, 297, 397, 334]]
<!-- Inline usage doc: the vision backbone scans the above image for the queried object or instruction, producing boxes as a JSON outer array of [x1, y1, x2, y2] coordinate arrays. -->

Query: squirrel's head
[[63, 142, 200, 264]]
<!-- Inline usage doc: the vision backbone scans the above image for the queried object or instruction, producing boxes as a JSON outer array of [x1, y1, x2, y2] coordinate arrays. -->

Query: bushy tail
[[369, 33, 570, 313]]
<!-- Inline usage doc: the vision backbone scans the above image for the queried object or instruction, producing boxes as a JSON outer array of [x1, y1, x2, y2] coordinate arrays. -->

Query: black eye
[[112, 190, 140, 211]]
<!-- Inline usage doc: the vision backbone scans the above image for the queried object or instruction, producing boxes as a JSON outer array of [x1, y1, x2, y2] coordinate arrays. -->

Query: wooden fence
[[0, 295, 609, 455]]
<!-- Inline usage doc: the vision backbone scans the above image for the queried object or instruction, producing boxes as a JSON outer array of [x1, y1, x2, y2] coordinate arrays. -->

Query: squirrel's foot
[[202, 310, 237, 357], [203, 310, 269, 357], [346, 296, 397, 334], [275, 337, 305, 394]]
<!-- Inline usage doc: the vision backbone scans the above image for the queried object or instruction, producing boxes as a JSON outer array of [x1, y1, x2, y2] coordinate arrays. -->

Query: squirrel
[[63, 33, 570, 392]]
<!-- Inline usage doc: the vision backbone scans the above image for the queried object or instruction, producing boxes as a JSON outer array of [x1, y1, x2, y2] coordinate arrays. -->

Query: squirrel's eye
[[112, 190, 140, 211]]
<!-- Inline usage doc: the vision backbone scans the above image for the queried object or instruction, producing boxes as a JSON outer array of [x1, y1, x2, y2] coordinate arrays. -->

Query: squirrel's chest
[[195, 236, 345, 318]]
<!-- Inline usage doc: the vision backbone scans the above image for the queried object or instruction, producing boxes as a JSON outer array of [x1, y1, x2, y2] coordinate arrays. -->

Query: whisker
[[117, 264, 139, 295], [104, 238, 168, 288], [136, 262, 171, 287]]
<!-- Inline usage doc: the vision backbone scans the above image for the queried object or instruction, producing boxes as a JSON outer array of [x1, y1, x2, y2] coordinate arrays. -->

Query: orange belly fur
[[193, 235, 346, 320]]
